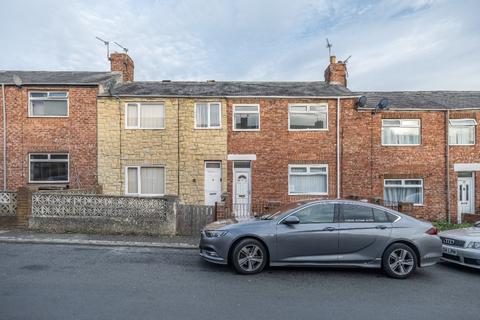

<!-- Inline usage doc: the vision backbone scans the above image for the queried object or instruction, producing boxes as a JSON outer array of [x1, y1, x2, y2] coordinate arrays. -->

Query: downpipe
[[1, 83, 6, 191]]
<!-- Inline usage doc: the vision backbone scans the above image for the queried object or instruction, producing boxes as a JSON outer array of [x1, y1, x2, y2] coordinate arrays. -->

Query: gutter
[[1, 84, 6, 190], [99, 94, 363, 99]]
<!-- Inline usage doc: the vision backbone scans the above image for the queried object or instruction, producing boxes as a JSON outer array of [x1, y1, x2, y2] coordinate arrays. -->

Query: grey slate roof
[[109, 81, 355, 97], [357, 91, 480, 110], [0, 71, 118, 85]]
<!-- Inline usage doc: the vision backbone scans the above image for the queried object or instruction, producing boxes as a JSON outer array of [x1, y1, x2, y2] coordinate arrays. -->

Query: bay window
[[384, 179, 423, 205], [126, 166, 165, 196], [381, 119, 420, 145], [29, 153, 69, 183], [448, 119, 476, 145], [288, 164, 328, 195]]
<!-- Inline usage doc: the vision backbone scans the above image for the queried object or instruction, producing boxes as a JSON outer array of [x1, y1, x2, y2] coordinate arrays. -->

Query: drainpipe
[[1, 84, 6, 191], [177, 99, 180, 197], [336, 97, 341, 199], [446, 110, 451, 223]]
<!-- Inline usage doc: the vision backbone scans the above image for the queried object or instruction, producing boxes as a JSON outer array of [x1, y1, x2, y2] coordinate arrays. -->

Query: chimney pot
[[330, 55, 337, 64]]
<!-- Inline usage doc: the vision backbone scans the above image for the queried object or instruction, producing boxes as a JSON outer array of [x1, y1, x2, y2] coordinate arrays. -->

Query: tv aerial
[[114, 42, 129, 54], [326, 38, 333, 57], [96, 36, 110, 59]]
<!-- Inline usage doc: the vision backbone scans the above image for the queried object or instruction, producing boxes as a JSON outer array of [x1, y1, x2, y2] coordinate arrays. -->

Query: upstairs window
[[29, 92, 68, 117], [29, 153, 69, 183], [126, 103, 165, 129], [233, 104, 260, 130], [449, 119, 477, 145], [288, 164, 328, 195], [289, 104, 328, 130], [195, 102, 221, 129], [384, 179, 423, 205], [381, 119, 420, 145]]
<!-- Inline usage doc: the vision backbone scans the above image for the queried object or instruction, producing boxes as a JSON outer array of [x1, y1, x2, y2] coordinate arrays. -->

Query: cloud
[[0, 0, 479, 90]]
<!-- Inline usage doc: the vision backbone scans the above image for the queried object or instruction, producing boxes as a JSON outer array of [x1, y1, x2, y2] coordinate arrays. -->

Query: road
[[0, 243, 478, 320]]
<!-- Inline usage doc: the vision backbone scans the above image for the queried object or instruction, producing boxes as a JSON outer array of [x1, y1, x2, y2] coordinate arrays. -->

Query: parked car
[[199, 199, 442, 278], [439, 221, 480, 269]]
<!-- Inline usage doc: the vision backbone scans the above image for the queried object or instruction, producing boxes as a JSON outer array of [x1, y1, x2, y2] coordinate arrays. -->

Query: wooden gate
[[176, 204, 214, 236]]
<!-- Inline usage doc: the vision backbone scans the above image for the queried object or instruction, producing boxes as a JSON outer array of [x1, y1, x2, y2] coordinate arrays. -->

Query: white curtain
[[140, 167, 164, 195], [210, 104, 220, 127], [127, 104, 138, 127], [290, 174, 327, 194], [32, 100, 68, 116], [384, 186, 422, 204], [140, 105, 164, 128], [196, 104, 208, 127], [382, 127, 420, 145], [449, 126, 474, 145], [127, 168, 138, 194]]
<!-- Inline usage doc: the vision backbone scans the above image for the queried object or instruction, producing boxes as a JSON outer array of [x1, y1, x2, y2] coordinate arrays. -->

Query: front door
[[458, 174, 474, 218], [233, 161, 251, 219], [204, 161, 222, 206]]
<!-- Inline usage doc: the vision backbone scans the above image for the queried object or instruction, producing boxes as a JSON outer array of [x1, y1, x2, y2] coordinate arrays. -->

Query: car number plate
[[442, 247, 457, 255]]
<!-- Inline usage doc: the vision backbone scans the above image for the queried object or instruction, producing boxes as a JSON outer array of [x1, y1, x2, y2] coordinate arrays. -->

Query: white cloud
[[0, 0, 478, 90]]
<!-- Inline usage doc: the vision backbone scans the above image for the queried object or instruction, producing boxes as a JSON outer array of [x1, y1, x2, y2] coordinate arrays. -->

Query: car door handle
[[323, 227, 336, 232], [375, 225, 388, 230]]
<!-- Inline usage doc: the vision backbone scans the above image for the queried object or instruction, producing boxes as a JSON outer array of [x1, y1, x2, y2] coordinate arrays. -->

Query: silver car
[[439, 221, 480, 269], [199, 200, 442, 279]]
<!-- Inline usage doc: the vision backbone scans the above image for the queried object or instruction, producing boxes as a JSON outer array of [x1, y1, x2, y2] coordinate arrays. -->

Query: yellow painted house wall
[[97, 97, 227, 205]]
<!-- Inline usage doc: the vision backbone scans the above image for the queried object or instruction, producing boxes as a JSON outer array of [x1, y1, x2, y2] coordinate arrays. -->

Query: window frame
[[288, 164, 328, 196], [383, 178, 424, 206], [288, 103, 329, 131], [124, 165, 166, 197], [448, 118, 477, 146], [28, 153, 69, 184], [124, 103, 165, 130], [28, 91, 69, 118], [381, 119, 421, 146], [232, 104, 261, 131], [194, 102, 222, 129]]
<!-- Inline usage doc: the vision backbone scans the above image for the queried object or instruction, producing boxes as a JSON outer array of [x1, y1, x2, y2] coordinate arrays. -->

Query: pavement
[[0, 229, 199, 249], [0, 242, 479, 320]]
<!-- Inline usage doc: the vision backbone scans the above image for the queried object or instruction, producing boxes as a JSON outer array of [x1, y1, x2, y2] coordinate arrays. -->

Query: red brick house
[[0, 53, 132, 191], [225, 57, 480, 223]]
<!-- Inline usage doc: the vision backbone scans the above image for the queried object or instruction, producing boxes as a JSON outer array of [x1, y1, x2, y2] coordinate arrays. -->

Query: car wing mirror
[[474, 221, 480, 228], [283, 215, 300, 225]]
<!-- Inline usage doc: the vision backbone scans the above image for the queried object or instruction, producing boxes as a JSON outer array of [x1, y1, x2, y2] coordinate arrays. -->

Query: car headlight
[[204, 230, 228, 238], [466, 241, 480, 250]]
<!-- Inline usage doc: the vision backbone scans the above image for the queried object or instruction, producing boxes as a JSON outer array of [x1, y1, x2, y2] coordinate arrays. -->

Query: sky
[[0, 0, 479, 91]]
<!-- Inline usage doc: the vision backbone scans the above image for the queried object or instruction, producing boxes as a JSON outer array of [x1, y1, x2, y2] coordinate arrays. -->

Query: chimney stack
[[110, 53, 134, 83], [324, 55, 347, 87]]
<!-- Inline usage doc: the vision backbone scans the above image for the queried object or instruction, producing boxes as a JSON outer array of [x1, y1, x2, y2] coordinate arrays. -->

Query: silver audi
[[439, 221, 480, 269], [199, 199, 442, 278]]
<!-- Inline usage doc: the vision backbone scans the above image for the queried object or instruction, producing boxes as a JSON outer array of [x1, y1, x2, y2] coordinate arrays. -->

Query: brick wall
[[0, 85, 98, 190]]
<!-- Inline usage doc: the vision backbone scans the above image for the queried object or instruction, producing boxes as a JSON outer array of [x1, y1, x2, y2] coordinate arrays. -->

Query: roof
[[108, 81, 355, 97], [0, 71, 118, 85], [357, 91, 480, 110]]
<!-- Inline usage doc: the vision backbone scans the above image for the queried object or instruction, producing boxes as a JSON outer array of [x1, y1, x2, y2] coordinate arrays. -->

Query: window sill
[[381, 144, 421, 147], [27, 115, 69, 118], [194, 127, 222, 130], [288, 193, 328, 196], [233, 129, 261, 132], [124, 127, 166, 130], [288, 129, 328, 132]]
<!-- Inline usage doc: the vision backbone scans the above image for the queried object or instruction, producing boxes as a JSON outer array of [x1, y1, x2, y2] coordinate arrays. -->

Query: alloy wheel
[[388, 249, 415, 276], [237, 244, 264, 272]]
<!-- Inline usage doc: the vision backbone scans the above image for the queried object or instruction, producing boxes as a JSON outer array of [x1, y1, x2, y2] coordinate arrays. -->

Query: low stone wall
[[29, 192, 177, 236]]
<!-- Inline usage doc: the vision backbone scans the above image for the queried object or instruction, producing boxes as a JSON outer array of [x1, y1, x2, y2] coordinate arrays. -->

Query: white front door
[[204, 161, 222, 206], [233, 161, 251, 219], [458, 174, 474, 221]]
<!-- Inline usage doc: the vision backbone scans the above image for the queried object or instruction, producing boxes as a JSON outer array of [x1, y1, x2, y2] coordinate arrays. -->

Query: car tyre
[[382, 243, 417, 279], [231, 238, 267, 275]]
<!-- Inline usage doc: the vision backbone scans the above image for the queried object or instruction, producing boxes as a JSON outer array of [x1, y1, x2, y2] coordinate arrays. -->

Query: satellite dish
[[12, 74, 23, 87], [377, 98, 389, 110], [103, 78, 117, 95], [356, 96, 367, 108]]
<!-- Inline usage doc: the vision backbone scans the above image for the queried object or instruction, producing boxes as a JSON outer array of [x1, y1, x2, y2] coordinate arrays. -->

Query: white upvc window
[[125, 103, 165, 129], [288, 104, 328, 131], [288, 164, 328, 195], [29, 153, 69, 183], [233, 104, 260, 131], [448, 119, 477, 145], [195, 102, 221, 129], [381, 119, 421, 146], [384, 179, 423, 205], [125, 166, 165, 196], [29, 91, 69, 117]]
